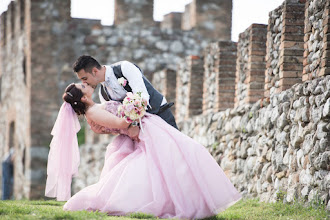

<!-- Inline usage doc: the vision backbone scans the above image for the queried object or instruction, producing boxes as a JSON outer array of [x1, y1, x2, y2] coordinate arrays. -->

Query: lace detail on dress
[[99, 101, 129, 136]]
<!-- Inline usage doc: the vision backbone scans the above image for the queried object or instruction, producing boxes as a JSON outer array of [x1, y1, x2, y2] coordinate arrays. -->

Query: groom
[[73, 55, 178, 132]]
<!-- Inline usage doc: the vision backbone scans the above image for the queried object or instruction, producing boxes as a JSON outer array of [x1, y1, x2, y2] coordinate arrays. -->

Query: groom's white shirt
[[99, 61, 166, 105]]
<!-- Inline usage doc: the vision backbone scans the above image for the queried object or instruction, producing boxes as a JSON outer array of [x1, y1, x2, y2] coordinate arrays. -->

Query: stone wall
[[73, 23, 209, 79], [194, 0, 232, 40], [0, 0, 31, 199], [0, 0, 232, 199], [114, 0, 154, 27], [179, 75, 330, 209], [29, 0, 76, 199], [303, 0, 330, 80], [71, 0, 330, 210], [161, 12, 182, 30]]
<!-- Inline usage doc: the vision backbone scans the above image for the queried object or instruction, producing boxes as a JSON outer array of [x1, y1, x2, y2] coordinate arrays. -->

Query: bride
[[45, 83, 241, 219]]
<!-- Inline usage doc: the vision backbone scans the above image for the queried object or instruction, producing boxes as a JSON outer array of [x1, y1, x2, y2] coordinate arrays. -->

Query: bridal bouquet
[[118, 92, 148, 131]]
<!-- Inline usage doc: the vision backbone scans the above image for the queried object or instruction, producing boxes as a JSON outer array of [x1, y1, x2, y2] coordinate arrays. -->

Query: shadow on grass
[[28, 201, 64, 206], [200, 216, 228, 220]]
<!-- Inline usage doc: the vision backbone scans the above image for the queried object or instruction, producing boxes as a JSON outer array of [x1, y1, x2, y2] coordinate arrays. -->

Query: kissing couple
[[45, 55, 241, 219]]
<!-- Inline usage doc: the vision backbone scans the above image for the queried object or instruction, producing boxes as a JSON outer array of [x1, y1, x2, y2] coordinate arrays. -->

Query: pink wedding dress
[[63, 101, 241, 219]]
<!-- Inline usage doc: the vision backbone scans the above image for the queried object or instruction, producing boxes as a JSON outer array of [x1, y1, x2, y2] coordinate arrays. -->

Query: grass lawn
[[0, 198, 328, 219]]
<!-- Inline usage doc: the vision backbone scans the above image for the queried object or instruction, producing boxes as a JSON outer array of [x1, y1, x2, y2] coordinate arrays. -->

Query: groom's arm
[[121, 61, 150, 104]]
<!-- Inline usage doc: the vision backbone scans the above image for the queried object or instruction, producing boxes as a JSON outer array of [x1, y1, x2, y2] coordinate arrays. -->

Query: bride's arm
[[85, 116, 116, 134], [86, 107, 130, 129]]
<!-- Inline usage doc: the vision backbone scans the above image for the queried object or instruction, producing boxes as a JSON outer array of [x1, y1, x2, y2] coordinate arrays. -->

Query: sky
[[0, 0, 284, 41]]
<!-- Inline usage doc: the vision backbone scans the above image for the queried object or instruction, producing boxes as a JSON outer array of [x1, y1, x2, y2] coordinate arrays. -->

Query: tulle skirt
[[63, 113, 241, 219]]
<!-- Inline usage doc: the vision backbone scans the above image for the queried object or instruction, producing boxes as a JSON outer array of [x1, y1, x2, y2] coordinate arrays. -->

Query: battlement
[[153, 0, 330, 123], [114, 0, 155, 27]]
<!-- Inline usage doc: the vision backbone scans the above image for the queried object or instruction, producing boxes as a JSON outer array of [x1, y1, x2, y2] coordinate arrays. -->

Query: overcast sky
[[0, 0, 284, 41]]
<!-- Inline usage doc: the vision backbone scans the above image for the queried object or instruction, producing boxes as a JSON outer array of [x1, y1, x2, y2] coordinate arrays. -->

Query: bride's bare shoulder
[[86, 104, 104, 118]]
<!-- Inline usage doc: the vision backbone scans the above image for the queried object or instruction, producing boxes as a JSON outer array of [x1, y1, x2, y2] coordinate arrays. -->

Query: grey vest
[[100, 62, 163, 114]]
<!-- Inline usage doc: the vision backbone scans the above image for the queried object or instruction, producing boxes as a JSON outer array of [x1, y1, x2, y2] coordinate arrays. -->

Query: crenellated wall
[[114, 0, 155, 27], [179, 75, 330, 208], [148, 0, 330, 209], [0, 0, 232, 199], [1, 0, 329, 207]]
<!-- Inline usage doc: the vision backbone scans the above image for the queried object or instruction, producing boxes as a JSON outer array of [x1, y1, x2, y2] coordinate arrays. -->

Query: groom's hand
[[128, 126, 140, 142]]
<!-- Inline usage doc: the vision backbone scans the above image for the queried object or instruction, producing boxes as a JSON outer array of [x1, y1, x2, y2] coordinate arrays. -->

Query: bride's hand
[[128, 126, 140, 142]]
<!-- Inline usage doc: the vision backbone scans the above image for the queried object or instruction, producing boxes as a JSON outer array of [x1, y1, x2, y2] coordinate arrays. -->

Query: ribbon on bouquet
[[139, 118, 144, 133]]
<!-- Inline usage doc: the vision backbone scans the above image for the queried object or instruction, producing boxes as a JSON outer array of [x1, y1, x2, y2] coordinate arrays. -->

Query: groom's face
[[76, 68, 98, 89]]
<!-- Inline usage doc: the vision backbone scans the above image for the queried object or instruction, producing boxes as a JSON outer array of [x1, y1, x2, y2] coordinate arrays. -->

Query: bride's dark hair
[[63, 84, 87, 115]]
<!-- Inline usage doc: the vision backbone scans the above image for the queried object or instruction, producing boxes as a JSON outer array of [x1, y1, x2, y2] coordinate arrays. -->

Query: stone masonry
[[265, 0, 305, 98], [64, 0, 330, 209], [303, 0, 330, 80], [175, 55, 204, 123], [0, 0, 232, 199], [2, 0, 329, 209], [0, 0, 31, 199], [202, 41, 237, 114], [235, 24, 267, 107], [152, 68, 177, 114], [179, 75, 330, 209]]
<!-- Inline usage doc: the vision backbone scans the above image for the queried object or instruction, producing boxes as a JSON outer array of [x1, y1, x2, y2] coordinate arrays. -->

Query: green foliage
[[128, 212, 157, 219], [0, 199, 328, 220], [276, 189, 287, 202], [77, 121, 86, 146], [212, 142, 219, 151]]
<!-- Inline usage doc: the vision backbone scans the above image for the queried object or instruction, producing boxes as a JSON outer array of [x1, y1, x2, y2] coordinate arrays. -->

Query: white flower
[[118, 77, 127, 86]]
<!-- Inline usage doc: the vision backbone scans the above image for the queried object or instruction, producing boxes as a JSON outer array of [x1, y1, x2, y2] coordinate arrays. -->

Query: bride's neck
[[85, 99, 96, 110]]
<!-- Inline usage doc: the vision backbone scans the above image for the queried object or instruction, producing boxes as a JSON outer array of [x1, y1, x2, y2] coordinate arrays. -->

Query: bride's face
[[76, 83, 94, 97]]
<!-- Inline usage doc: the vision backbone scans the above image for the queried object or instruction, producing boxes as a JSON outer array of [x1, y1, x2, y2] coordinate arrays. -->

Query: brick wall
[[203, 41, 237, 113], [152, 69, 177, 114], [161, 12, 182, 30], [29, 0, 74, 199], [265, 0, 305, 97], [235, 24, 267, 106], [176, 56, 204, 122]]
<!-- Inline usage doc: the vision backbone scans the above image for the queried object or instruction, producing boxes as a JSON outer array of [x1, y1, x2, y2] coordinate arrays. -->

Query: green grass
[[0, 198, 328, 219]]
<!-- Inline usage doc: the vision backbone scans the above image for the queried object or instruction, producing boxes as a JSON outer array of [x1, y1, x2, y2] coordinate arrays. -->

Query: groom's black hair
[[73, 55, 101, 73]]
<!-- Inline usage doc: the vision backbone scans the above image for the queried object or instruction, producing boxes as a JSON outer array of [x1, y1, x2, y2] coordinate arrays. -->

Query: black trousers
[[156, 107, 178, 129]]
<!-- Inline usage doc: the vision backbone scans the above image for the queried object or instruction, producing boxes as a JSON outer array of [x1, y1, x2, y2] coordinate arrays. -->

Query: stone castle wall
[[179, 75, 330, 207], [58, 0, 330, 208], [0, 0, 233, 199], [153, 0, 330, 209]]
